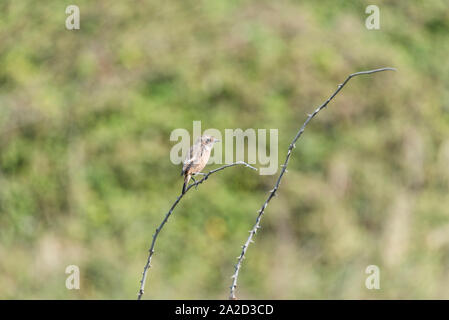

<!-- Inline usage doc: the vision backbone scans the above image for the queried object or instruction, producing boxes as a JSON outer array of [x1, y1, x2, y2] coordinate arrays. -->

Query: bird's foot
[[194, 172, 208, 181]]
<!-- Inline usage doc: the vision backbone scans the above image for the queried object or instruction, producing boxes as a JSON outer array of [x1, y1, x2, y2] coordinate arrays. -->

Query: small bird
[[181, 135, 219, 194]]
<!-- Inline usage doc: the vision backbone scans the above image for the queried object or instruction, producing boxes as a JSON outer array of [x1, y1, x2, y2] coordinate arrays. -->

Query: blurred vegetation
[[0, 0, 448, 299]]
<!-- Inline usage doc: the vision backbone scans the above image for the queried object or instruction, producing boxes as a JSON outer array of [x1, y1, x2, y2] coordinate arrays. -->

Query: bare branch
[[137, 161, 257, 300], [228, 67, 396, 299]]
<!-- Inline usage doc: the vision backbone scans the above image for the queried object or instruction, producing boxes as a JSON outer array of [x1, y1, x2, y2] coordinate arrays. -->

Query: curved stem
[[138, 161, 257, 300]]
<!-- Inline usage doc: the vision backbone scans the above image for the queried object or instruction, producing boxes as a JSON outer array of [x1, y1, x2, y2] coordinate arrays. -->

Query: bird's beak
[[214, 139, 220, 143]]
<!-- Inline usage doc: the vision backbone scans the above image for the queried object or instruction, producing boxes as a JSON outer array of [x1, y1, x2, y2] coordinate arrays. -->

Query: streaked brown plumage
[[181, 135, 219, 194]]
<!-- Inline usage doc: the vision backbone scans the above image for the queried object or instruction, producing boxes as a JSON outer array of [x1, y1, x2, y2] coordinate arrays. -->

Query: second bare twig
[[228, 67, 396, 299]]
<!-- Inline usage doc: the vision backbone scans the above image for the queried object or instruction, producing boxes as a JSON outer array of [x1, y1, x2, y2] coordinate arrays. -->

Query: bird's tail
[[182, 174, 191, 194]]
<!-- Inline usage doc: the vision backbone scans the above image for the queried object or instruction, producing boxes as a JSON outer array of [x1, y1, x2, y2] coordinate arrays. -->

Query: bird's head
[[201, 135, 220, 149]]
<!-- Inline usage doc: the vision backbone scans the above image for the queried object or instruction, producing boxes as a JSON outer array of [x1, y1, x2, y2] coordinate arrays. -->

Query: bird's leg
[[190, 176, 198, 190]]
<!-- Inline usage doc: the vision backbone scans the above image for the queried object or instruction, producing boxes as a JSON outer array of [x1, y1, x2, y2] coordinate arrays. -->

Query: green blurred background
[[0, 0, 448, 299]]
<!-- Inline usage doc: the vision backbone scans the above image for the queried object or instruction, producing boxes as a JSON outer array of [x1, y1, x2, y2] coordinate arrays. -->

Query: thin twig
[[138, 161, 257, 300], [228, 67, 396, 299]]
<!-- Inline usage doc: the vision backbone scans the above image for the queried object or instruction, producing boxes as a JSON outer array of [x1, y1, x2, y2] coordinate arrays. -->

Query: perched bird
[[181, 135, 219, 194]]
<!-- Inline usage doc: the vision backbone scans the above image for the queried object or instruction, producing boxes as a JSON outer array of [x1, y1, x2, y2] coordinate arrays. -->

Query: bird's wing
[[181, 143, 201, 175]]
